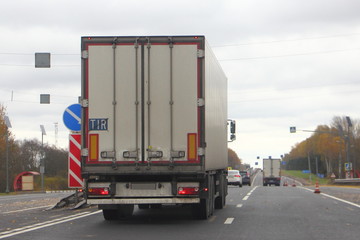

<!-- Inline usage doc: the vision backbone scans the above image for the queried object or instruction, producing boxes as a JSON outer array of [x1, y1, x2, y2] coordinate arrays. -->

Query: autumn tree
[[0, 103, 69, 192], [286, 116, 360, 178], [0, 104, 17, 192], [228, 148, 242, 169]]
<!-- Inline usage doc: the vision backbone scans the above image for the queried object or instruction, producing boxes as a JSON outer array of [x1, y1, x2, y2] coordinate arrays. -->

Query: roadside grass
[[0, 192, 17, 196], [282, 170, 330, 185]]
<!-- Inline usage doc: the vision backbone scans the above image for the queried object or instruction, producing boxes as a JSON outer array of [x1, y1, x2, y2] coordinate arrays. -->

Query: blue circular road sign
[[63, 104, 81, 131]]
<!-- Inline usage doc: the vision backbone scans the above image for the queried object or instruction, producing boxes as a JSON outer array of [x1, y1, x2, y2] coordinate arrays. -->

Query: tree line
[[0, 103, 245, 192], [283, 116, 360, 178], [0, 105, 68, 192]]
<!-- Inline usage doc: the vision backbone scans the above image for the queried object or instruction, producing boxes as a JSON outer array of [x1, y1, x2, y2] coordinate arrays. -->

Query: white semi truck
[[80, 36, 234, 220], [263, 157, 281, 186]]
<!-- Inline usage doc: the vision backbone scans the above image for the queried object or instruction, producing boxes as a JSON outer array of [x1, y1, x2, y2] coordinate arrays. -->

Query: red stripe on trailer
[[68, 134, 83, 188]]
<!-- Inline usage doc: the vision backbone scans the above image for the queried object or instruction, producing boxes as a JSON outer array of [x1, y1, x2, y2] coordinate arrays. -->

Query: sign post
[[68, 134, 83, 188], [63, 104, 83, 188]]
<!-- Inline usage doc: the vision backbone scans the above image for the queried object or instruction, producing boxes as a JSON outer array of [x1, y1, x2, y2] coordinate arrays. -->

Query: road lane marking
[[236, 204, 243, 208], [3, 205, 54, 214], [299, 187, 360, 209], [242, 186, 258, 201], [320, 193, 360, 209], [224, 218, 234, 224], [0, 210, 101, 239]]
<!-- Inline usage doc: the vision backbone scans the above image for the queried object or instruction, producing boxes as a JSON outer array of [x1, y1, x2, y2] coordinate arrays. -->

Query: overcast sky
[[1, 0, 360, 168]]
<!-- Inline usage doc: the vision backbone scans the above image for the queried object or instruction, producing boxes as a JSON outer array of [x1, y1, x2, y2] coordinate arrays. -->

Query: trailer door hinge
[[81, 99, 89, 107], [81, 50, 89, 59], [198, 147, 205, 156], [197, 98, 205, 107], [197, 49, 205, 58], [81, 148, 89, 157]]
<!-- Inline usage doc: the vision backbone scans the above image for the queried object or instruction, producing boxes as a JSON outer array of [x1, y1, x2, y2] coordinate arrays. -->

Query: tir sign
[[89, 118, 108, 131]]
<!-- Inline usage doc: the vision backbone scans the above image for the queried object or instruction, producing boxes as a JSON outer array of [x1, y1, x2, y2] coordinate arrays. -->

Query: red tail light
[[88, 187, 109, 195], [178, 187, 199, 195], [234, 175, 241, 178]]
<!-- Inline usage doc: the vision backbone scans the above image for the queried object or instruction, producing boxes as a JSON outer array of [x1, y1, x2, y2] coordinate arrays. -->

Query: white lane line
[[0, 210, 101, 239], [224, 218, 234, 224], [236, 204, 243, 208], [321, 193, 360, 209], [251, 171, 261, 186], [3, 205, 54, 214], [242, 186, 258, 201], [299, 187, 360, 209]]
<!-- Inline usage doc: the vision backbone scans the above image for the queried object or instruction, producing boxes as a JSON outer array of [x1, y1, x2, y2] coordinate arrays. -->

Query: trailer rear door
[[82, 37, 203, 165]]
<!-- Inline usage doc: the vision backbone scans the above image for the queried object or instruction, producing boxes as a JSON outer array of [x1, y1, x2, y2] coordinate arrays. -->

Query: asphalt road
[[0, 175, 359, 240]]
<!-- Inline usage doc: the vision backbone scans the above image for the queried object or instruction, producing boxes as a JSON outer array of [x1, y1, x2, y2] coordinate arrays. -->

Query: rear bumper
[[87, 198, 200, 205], [227, 181, 241, 185], [264, 178, 281, 184]]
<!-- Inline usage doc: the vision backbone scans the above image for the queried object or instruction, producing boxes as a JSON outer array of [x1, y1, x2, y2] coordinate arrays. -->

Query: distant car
[[227, 170, 242, 187], [240, 170, 251, 186]]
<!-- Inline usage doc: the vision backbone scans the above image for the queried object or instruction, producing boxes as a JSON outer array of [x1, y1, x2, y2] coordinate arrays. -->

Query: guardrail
[[334, 178, 360, 183]]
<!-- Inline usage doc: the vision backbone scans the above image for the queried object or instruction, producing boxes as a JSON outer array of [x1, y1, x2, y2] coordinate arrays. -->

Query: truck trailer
[[80, 36, 233, 220], [263, 158, 281, 186]]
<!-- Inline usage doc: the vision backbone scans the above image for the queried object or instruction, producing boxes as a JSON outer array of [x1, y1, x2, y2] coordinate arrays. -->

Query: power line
[[0, 53, 79, 56], [0, 63, 80, 67], [230, 88, 360, 103], [212, 32, 360, 48], [219, 48, 360, 61]]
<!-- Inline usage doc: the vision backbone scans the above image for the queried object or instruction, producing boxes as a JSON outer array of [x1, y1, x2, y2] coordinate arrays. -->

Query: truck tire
[[215, 192, 225, 209], [215, 173, 226, 209], [138, 204, 150, 209], [102, 204, 134, 220], [117, 204, 134, 218], [193, 176, 215, 220], [192, 198, 210, 220], [150, 204, 162, 209], [102, 209, 118, 221]]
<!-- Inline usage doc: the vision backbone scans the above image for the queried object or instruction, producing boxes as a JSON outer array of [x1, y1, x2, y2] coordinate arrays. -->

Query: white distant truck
[[263, 157, 281, 186], [80, 36, 235, 220]]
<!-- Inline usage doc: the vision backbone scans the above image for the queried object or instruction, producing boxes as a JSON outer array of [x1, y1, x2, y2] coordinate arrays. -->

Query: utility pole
[[4, 116, 11, 193], [307, 152, 312, 183], [346, 116, 353, 178], [54, 122, 58, 147], [40, 125, 46, 192]]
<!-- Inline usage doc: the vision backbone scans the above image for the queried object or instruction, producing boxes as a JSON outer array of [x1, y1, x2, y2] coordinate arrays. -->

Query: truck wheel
[[215, 194, 226, 209], [215, 174, 226, 209], [117, 204, 134, 218], [192, 199, 210, 220], [150, 204, 162, 209], [102, 209, 118, 221], [138, 204, 150, 209], [193, 188, 214, 219]]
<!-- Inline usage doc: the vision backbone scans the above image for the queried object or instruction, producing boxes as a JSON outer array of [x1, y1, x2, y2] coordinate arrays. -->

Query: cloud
[[0, 0, 360, 164]]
